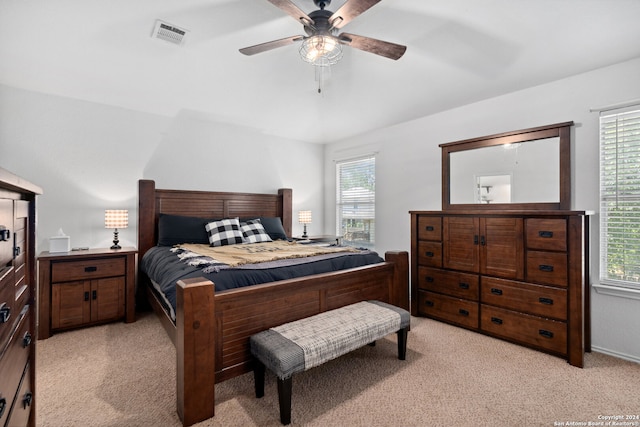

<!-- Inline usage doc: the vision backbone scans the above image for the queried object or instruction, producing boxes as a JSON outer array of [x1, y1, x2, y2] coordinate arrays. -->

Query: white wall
[[324, 57, 640, 362], [0, 85, 325, 252]]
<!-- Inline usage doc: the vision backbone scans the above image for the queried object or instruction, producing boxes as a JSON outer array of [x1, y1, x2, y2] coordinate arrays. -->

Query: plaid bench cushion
[[250, 300, 410, 380]]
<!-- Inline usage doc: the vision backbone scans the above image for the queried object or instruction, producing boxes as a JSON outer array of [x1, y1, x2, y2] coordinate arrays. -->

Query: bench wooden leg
[[254, 361, 265, 398], [397, 327, 408, 360], [277, 377, 293, 425]]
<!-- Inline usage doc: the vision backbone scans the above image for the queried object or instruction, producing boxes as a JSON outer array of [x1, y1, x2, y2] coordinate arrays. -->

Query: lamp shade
[[298, 210, 312, 224], [105, 210, 128, 229]]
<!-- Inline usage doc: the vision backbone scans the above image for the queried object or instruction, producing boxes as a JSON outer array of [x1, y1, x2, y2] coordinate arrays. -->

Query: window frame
[[335, 154, 376, 248], [598, 106, 640, 294]]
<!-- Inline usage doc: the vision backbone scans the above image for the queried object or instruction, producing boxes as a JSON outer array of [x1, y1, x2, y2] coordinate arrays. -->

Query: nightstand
[[37, 247, 137, 339]]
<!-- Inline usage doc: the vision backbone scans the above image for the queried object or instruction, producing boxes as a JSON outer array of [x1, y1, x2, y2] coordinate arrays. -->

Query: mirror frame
[[441, 121, 573, 211]]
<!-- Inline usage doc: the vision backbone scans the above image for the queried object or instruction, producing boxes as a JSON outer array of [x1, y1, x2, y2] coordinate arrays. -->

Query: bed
[[137, 179, 409, 426]]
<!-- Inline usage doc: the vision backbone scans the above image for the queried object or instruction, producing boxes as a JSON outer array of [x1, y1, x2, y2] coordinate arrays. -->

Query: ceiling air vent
[[152, 20, 188, 46]]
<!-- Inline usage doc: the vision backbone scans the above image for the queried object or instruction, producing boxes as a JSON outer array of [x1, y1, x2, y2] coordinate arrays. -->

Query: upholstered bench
[[249, 300, 410, 425]]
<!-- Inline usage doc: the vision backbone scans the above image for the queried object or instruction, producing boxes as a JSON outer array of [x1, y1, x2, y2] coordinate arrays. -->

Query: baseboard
[[592, 346, 640, 364]]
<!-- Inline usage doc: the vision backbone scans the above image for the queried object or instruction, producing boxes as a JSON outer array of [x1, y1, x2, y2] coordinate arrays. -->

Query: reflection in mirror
[[477, 174, 511, 203], [449, 137, 560, 205]]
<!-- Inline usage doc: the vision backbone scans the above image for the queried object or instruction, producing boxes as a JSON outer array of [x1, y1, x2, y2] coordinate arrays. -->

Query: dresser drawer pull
[[425, 251, 434, 257], [474, 235, 479, 245], [23, 331, 32, 348], [538, 230, 554, 238], [459, 282, 470, 290], [0, 397, 6, 418], [22, 392, 33, 410], [538, 264, 554, 272], [85, 266, 98, 272], [425, 276, 434, 283], [458, 309, 469, 316], [539, 329, 554, 339], [490, 288, 503, 295], [0, 302, 10, 323], [424, 300, 434, 307], [92, 290, 98, 300], [539, 297, 554, 305], [425, 226, 434, 231], [491, 317, 503, 325], [84, 291, 90, 302]]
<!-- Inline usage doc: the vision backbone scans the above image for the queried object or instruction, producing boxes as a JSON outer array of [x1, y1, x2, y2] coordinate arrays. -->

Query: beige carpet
[[36, 312, 640, 427]]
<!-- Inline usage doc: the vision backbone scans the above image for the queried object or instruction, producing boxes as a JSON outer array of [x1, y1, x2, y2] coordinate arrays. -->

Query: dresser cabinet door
[[443, 217, 480, 273], [480, 217, 524, 280]]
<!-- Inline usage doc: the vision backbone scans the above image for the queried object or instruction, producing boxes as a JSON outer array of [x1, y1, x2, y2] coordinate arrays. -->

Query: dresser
[[0, 168, 41, 427], [38, 247, 137, 339], [410, 210, 589, 367]]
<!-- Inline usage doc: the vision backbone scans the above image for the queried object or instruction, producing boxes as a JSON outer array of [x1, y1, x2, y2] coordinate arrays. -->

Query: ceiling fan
[[239, 0, 406, 63]]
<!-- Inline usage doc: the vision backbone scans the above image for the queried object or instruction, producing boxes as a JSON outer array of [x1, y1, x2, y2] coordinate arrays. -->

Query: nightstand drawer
[[51, 257, 126, 282]]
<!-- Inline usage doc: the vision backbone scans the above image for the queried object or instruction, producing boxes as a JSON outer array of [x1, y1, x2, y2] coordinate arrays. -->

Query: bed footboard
[[173, 251, 409, 426]]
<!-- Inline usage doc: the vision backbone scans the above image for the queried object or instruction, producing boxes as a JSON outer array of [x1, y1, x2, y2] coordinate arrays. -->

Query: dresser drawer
[[480, 277, 567, 320], [481, 305, 567, 355], [417, 216, 442, 241], [0, 309, 32, 422], [417, 241, 442, 267], [526, 219, 567, 251], [0, 267, 15, 348], [418, 266, 479, 300], [418, 290, 478, 329], [5, 362, 32, 427], [51, 257, 126, 282], [526, 251, 567, 287]]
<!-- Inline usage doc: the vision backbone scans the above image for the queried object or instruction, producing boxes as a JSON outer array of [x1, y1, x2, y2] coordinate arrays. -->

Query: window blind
[[336, 155, 375, 248], [599, 107, 640, 289]]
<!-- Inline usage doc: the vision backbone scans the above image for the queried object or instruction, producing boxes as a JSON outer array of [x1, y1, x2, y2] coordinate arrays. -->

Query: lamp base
[[301, 225, 308, 239], [111, 229, 121, 250]]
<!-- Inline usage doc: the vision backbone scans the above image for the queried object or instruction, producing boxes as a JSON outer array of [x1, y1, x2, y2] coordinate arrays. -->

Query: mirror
[[441, 122, 572, 210]]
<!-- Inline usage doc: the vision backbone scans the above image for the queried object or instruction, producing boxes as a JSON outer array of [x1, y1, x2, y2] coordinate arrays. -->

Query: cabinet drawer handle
[[473, 235, 479, 245], [490, 288, 503, 295], [85, 266, 98, 272], [23, 332, 32, 348], [22, 392, 33, 410], [538, 264, 554, 272], [480, 235, 486, 246], [425, 226, 434, 231], [538, 230, 554, 238], [491, 317, 503, 325], [425, 251, 434, 257], [458, 282, 469, 289], [0, 303, 10, 323], [84, 291, 90, 302], [539, 297, 554, 305], [424, 300, 434, 307], [425, 276, 434, 283], [458, 309, 469, 316], [92, 290, 97, 300], [539, 329, 554, 339]]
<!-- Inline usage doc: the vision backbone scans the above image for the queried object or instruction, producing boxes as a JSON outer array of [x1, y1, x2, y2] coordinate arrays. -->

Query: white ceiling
[[2, 0, 640, 143]]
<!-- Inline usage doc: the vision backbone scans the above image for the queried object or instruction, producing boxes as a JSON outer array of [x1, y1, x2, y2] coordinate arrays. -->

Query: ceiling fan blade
[[239, 35, 303, 56], [267, 0, 314, 26], [329, 0, 381, 29], [338, 32, 406, 60]]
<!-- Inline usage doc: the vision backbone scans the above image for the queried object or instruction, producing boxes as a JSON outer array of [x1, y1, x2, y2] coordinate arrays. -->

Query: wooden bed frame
[[137, 179, 409, 426]]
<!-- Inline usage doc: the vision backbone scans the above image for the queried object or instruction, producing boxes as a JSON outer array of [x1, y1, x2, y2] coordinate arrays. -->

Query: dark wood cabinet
[[38, 248, 136, 339], [411, 210, 589, 367], [0, 168, 40, 427]]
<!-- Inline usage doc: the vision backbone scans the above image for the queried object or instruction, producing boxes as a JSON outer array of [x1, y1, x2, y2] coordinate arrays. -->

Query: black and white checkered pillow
[[205, 218, 245, 247], [241, 219, 272, 243]]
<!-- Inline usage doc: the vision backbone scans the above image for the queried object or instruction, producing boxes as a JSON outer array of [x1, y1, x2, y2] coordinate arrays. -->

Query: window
[[599, 107, 640, 289], [336, 155, 375, 248]]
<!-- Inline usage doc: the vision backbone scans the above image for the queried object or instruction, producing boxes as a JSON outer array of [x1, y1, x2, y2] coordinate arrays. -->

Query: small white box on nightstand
[[49, 236, 70, 253]]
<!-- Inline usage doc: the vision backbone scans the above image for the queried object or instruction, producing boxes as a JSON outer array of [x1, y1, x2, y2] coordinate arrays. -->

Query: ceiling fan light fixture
[[299, 35, 343, 66]]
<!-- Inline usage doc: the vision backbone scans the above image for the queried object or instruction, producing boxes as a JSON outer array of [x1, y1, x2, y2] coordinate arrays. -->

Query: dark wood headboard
[[137, 180, 293, 258]]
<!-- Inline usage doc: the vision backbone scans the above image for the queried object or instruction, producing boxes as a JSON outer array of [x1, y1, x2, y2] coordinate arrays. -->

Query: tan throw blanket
[[178, 241, 359, 268]]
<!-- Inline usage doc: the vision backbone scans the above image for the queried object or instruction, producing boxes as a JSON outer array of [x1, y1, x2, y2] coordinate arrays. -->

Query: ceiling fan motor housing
[[313, 0, 331, 9], [305, 10, 336, 36]]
